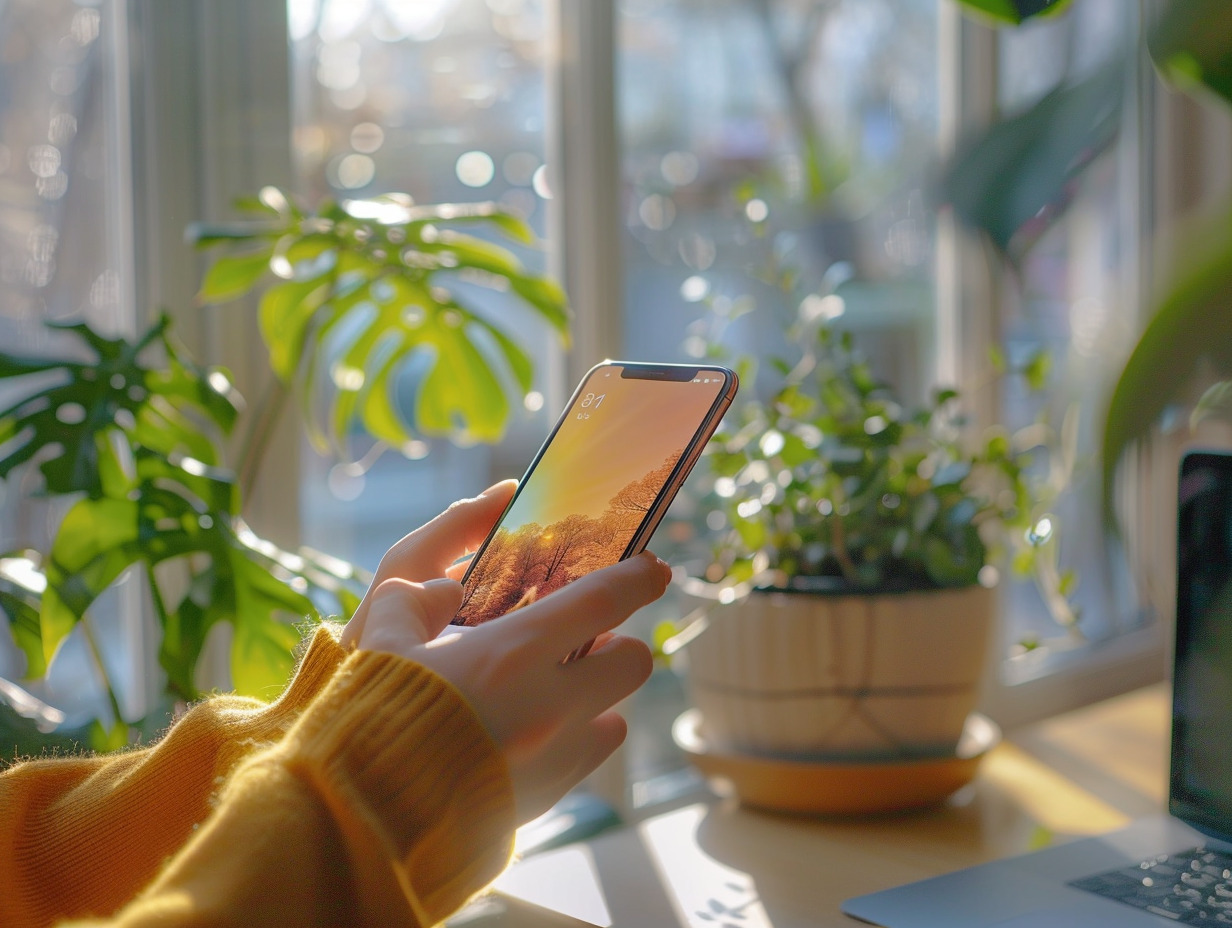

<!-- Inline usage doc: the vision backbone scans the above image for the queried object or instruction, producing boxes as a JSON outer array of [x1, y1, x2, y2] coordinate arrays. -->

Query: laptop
[[841, 449, 1232, 928]]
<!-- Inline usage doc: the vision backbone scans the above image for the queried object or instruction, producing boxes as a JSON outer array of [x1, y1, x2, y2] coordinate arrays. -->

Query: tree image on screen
[[456, 451, 681, 624]]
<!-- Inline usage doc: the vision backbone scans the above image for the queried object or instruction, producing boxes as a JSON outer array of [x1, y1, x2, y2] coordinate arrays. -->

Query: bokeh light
[[456, 150, 495, 187]]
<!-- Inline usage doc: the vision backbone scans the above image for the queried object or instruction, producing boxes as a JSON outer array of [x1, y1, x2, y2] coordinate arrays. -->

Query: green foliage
[[1102, 227, 1232, 513], [938, 0, 1232, 258], [703, 310, 1076, 626], [937, 64, 1122, 259], [0, 184, 564, 750], [1148, 0, 1232, 109], [1192, 380, 1232, 430], [0, 316, 237, 498], [0, 318, 367, 719], [950, 0, 1074, 26], [938, 0, 1232, 522], [191, 187, 568, 455]]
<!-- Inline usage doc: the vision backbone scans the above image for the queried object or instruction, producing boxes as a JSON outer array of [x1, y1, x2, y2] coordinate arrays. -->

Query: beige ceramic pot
[[681, 584, 994, 760]]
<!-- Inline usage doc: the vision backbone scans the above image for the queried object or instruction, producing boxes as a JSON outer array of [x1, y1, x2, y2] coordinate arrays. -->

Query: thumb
[[343, 577, 463, 654], [374, 480, 517, 586]]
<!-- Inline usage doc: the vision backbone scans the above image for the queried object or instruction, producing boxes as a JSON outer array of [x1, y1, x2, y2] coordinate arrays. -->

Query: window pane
[[618, 0, 941, 788], [994, 0, 1146, 678], [0, 0, 138, 724], [622, 0, 939, 400], [287, 0, 557, 572]]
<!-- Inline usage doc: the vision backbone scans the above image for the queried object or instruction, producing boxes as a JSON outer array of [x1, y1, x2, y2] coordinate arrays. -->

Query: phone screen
[[454, 362, 733, 627]]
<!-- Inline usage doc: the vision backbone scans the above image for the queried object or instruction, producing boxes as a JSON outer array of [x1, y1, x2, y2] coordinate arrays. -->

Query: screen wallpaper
[[454, 365, 727, 625]]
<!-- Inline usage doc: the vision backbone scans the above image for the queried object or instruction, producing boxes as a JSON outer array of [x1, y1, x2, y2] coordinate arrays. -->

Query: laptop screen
[[1171, 449, 1232, 840]]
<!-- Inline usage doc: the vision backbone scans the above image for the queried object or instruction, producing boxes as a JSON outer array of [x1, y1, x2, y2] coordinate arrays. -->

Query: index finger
[[509, 552, 672, 656]]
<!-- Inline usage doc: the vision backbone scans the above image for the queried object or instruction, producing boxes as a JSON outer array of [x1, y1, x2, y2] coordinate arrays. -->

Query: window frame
[[937, 3, 1169, 727]]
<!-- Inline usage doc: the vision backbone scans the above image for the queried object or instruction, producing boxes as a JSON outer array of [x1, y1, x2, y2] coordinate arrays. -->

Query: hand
[[341, 483, 667, 823]]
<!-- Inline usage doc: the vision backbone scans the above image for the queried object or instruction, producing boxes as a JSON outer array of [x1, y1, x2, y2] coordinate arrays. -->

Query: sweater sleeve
[[1, 626, 517, 928]]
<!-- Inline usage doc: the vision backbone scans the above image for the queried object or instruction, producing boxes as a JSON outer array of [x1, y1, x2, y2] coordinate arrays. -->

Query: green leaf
[[415, 208, 538, 245], [950, 0, 1073, 26], [506, 273, 571, 339], [471, 316, 535, 393], [89, 718, 130, 753], [0, 558, 47, 678], [42, 497, 141, 666], [937, 64, 1122, 257], [359, 351, 414, 448], [1103, 220, 1232, 517], [259, 279, 332, 381], [198, 249, 276, 304], [1148, 0, 1232, 108], [1191, 380, 1232, 429], [1022, 349, 1051, 391], [416, 316, 509, 442], [199, 193, 567, 450], [228, 553, 312, 699], [0, 317, 235, 497]]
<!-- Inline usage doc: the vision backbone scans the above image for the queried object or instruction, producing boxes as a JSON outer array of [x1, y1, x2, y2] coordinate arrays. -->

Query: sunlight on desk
[[640, 804, 771, 928], [456, 686, 1170, 927], [491, 845, 613, 927]]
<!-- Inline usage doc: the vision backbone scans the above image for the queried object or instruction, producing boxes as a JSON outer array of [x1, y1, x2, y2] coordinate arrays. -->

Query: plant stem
[[79, 616, 127, 735], [237, 376, 289, 501], [829, 514, 860, 584]]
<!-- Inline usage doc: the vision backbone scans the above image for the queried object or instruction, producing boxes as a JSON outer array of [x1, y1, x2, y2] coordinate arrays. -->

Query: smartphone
[[452, 360, 738, 655]]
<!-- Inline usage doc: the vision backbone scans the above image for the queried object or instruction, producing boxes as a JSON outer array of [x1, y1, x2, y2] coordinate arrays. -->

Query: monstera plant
[[0, 187, 567, 752]]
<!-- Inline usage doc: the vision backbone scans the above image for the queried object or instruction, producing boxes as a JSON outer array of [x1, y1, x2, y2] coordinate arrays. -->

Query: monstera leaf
[[0, 315, 239, 497], [37, 449, 362, 700], [0, 553, 48, 678], [193, 187, 569, 457], [0, 316, 366, 704]]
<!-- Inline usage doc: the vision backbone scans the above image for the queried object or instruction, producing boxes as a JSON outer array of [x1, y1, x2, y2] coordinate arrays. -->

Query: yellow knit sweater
[[0, 626, 517, 928]]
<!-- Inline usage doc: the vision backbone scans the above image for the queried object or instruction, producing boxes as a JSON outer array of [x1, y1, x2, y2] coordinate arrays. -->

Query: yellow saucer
[[672, 708, 1001, 816]]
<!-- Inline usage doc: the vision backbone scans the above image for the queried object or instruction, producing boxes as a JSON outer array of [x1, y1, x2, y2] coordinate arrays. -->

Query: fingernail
[[480, 479, 516, 498]]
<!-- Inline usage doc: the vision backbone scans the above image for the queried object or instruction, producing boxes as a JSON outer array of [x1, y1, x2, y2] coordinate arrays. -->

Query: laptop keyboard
[[1070, 846, 1232, 924]]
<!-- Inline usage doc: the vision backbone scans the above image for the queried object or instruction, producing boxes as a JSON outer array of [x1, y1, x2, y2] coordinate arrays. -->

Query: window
[[286, 0, 562, 572], [0, 0, 144, 727], [0, 0, 1189, 797], [613, 0, 1164, 778]]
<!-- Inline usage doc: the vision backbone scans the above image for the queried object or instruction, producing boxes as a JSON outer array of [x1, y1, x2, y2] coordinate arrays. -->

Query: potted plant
[[0, 187, 566, 754], [669, 302, 1076, 765]]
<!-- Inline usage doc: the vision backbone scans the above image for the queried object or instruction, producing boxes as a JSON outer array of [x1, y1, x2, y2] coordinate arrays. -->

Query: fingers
[[510, 712, 628, 824], [561, 634, 652, 726], [345, 578, 464, 656], [519, 552, 671, 656], [376, 480, 516, 585]]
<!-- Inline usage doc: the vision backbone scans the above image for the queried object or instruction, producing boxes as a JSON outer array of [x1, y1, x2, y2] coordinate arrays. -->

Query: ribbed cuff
[[282, 648, 516, 921]]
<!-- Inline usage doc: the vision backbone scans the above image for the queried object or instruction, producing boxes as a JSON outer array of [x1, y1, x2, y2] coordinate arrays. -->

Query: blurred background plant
[[0, 188, 565, 753], [940, 0, 1232, 512]]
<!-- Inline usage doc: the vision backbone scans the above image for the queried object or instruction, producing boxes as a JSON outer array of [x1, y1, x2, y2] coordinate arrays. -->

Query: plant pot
[[680, 584, 994, 761]]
